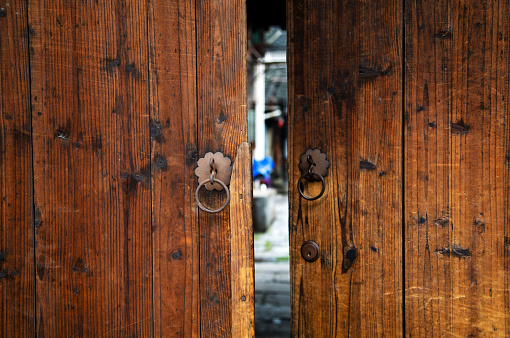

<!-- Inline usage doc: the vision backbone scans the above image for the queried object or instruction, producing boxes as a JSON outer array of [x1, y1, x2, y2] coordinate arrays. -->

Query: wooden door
[[288, 0, 510, 336], [404, 1, 510, 336], [1, 0, 253, 337]]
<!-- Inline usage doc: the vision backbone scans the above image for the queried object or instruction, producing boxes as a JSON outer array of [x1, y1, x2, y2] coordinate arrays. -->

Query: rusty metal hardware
[[195, 152, 232, 190], [194, 152, 232, 213], [297, 149, 329, 201], [301, 240, 320, 262]]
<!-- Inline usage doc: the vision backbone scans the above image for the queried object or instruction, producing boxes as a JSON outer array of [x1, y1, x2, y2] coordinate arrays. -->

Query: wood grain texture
[[229, 142, 254, 337], [1, 1, 251, 335], [405, 0, 510, 336], [288, 0, 402, 336], [195, 0, 247, 335], [0, 1, 34, 336], [29, 0, 151, 335], [149, 0, 200, 336]]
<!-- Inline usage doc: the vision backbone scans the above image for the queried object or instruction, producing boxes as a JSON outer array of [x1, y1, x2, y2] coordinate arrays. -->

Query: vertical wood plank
[[149, 0, 200, 336], [0, 1, 34, 336], [29, 0, 151, 335], [288, 0, 402, 336], [195, 0, 247, 335], [405, 0, 510, 335], [230, 142, 254, 337]]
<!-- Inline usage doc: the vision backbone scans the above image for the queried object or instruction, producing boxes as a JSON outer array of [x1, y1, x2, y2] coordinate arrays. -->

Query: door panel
[[287, 0, 403, 335], [404, 0, 510, 335], [196, 0, 247, 335], [149, 0, 249, 336], [149, 0, 199, 336], [30, 0, 152, 335], [0, 1, 34, 336], [229, 142, 255, 337], [288, 0, 510, 336], [0, 0, 250, 336]]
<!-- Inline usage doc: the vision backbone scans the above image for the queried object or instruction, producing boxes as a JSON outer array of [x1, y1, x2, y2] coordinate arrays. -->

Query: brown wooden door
[[1, 0, 253, 337], [3, 0, 510, 336], [288, 0, 510, 336]]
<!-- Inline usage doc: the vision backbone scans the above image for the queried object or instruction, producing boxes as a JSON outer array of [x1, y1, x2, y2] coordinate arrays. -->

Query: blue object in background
[[253, 156, 275, 180]]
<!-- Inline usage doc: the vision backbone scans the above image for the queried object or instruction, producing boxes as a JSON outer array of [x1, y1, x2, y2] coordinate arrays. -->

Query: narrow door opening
[[247, 2, 290, 336]]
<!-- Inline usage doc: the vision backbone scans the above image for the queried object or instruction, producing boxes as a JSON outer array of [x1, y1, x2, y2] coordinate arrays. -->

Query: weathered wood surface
[[29, 0, 152, 335], [404, 0, 510, 336], [230, 142, 255, 337], [2, 0, 250, 336], [8, 0, 510, 335], [149, 0, 200, 336], [196, 0, 247, 336], [0, 1, 34, 336], [287, 0, 402, 336]]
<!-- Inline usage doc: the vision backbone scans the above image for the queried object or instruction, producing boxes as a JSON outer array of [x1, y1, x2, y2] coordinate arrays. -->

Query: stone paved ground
[[254, 194, 290, 337]]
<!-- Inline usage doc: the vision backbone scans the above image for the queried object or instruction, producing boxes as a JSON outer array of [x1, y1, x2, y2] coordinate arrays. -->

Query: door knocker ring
[[194, 153, 232, 213], [298, 156, 326, 201], [195, 176, 230, 213], [297, 149, 329, 201]]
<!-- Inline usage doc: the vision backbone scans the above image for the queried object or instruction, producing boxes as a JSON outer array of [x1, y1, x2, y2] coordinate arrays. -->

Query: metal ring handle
[[297, 172, 325, 201], [195, 178, 230, 213]]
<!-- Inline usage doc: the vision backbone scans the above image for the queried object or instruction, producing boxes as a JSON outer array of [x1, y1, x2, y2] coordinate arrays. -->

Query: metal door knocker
[[195, 152, 232, 213], [298, 149, 329, 201]]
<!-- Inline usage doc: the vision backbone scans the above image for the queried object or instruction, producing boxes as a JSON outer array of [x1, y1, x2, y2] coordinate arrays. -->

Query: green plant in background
[[264, 240, 272, 252]]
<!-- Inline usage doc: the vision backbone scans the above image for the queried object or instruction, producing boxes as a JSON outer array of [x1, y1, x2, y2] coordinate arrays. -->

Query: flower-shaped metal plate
[[195, 152, 232, 191], [298, 149, 329, 181]]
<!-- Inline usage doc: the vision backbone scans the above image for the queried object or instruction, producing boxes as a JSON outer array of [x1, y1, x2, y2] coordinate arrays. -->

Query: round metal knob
[[301, 240, 320, 262]]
